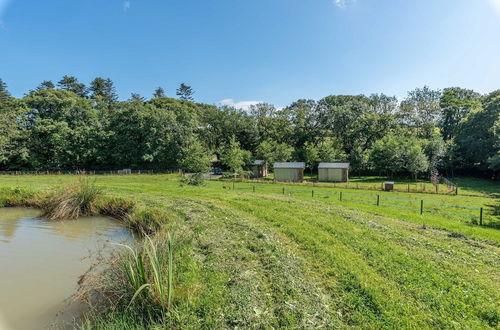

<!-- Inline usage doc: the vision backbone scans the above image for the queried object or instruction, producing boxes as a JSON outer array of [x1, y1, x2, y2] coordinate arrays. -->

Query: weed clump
[[180, 173, 205, 186], [119, 234, 175, 311], [129, 207, 168, 234], [98, 196, 136, 221], [44, 178, 103, 220]]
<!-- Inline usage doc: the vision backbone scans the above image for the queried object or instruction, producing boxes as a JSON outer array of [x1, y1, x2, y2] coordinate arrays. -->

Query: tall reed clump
[[118, 234, 175, 313], [44, 178, 103, 220]]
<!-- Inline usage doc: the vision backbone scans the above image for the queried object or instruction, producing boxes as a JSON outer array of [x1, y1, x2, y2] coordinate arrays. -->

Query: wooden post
[[480, 208, 483, 226], [232, 180, 235, 190], [407, 184, 410, 193], [312, 190, 314, 197], [435, 185, 438, 194], [381, 182, 383, 190], [282, 187, 285, 195], [253, 185, 255, 192], [340, 192, 343, 201], [455, 187, 458, 195], [420, 200, 423, 215], [376, 195, 380, 206]]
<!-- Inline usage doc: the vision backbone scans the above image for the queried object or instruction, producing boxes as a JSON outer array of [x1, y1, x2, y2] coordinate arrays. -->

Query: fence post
[[376, 195, 380, 206], [480, 207, 483, 226], [407, 184, 409, 193], [340, 192, 343, 201], [420, 200, 423, 215], [312, 190, 314, 197], [435, 185, 438, 194], [282, 187, 285, 195], [253, 185, 255, 192], [455, 187, 458, 195], [232, 180, 235, 190]]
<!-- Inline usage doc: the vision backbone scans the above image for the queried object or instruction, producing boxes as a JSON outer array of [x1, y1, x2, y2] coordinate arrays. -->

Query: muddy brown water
[[0, 207, 133, 330]]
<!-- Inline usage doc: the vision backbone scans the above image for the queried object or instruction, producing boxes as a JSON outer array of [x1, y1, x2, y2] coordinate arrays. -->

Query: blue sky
[[1, 0, 499, 109]]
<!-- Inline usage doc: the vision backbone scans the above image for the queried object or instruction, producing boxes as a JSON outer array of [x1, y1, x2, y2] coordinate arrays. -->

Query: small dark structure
[[274, 162, 305, 182], [250, 160, 268, 178], [384, 181, 394, 191], [318, 163, 349, 182]]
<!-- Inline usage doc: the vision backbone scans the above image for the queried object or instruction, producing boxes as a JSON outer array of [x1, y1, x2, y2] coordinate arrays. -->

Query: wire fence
[[215, 176, 460, 196], [0, 169, 179, 175], [223, 182, 499, 229]]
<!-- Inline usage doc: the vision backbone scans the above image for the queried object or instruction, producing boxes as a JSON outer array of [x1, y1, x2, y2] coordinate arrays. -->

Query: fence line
[[0, 169, 179, 176], [216, 177, 460, 196], [228, 182, 498, 228]]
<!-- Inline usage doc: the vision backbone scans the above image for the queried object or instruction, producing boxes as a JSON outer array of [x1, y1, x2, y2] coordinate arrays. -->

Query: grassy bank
[[0, 174, 499, 328]]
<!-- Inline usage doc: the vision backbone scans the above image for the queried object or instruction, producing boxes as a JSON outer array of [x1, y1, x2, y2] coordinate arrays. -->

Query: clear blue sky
[[1, 0, 499, 108]]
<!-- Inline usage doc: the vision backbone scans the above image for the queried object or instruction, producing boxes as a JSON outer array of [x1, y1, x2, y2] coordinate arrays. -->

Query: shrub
[[44, 178, 103, 220], [180, 173, 205, 186]]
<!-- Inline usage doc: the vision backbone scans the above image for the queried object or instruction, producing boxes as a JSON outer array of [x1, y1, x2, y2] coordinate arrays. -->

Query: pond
[[0, 207, 133, 330]]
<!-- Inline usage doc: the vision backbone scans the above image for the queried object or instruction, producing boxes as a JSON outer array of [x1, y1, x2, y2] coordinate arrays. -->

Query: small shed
[[274, 162, 305, 182], [250, 160, 268, 178], [318, 162, 349, 182]]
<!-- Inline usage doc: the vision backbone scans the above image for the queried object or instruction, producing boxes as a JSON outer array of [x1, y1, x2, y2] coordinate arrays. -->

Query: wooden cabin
[[318, 162, 349, 182], [250, 160, 268, 178], [273, 162, 305, 182]]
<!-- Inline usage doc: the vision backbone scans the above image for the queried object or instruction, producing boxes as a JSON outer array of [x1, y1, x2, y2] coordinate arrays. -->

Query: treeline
[[0, 76, 498, 179]]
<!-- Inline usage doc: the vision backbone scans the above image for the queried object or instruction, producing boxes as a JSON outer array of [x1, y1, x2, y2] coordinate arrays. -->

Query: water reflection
[[0, 207, 132, 330], [0, 208, 41, 243]]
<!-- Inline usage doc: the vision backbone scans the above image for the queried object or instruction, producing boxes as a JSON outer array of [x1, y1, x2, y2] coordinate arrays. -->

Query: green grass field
[[0, 174, 499, 328]]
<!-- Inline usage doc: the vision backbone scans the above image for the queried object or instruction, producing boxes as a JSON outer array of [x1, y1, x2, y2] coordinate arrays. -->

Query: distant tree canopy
[[176, 83, 194, 102], [0, 77, 498, 179]]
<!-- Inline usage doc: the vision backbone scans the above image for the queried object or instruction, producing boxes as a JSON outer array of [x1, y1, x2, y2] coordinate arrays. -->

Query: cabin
[[250, 160, 268, 178], [273, 162, 305, 182], [318, 162, 349, 182]]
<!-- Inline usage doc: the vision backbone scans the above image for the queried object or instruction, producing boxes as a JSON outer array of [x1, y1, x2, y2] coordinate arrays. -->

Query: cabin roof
[[318, 162, 350, 169], [273, 162, 305, 169]]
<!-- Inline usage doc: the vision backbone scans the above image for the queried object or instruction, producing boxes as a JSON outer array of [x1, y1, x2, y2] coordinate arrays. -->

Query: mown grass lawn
[[0, 174, 499, 328]]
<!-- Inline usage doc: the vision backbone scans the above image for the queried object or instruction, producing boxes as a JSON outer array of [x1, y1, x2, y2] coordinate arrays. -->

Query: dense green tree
[[199, 105, 258, 153], [37, 80, 55, 90], [317, 138, 346, 162], [316, 95, 370, 153], [405, 142, 429, 180], [27, 119, 72, 170], [58, 75, 87, 97], [221, 136, 250, 175], [0, 77, 496, 178], [130, 93, 145, 102], [439, 87, 481, 141], [250, 103, 293, 145], [24, 89, 96, 128], [273, 143, 294, 163], [0, 79, 10, 99], [400, 86, 442, 138], [454, 91, 500, 170], [283, 99, 319, 148], [303, 142, 319, 173], [176, 83, 194, 101], [89, 77, 117, 104], [180, 138, 213, 174], [0, 82, 29, 169], [370, 135, 405, 176], [153, 87, 166, 98]]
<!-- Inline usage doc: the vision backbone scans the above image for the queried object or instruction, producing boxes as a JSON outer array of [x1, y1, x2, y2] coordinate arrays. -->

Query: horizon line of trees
[[0, 76, 498, 180]]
